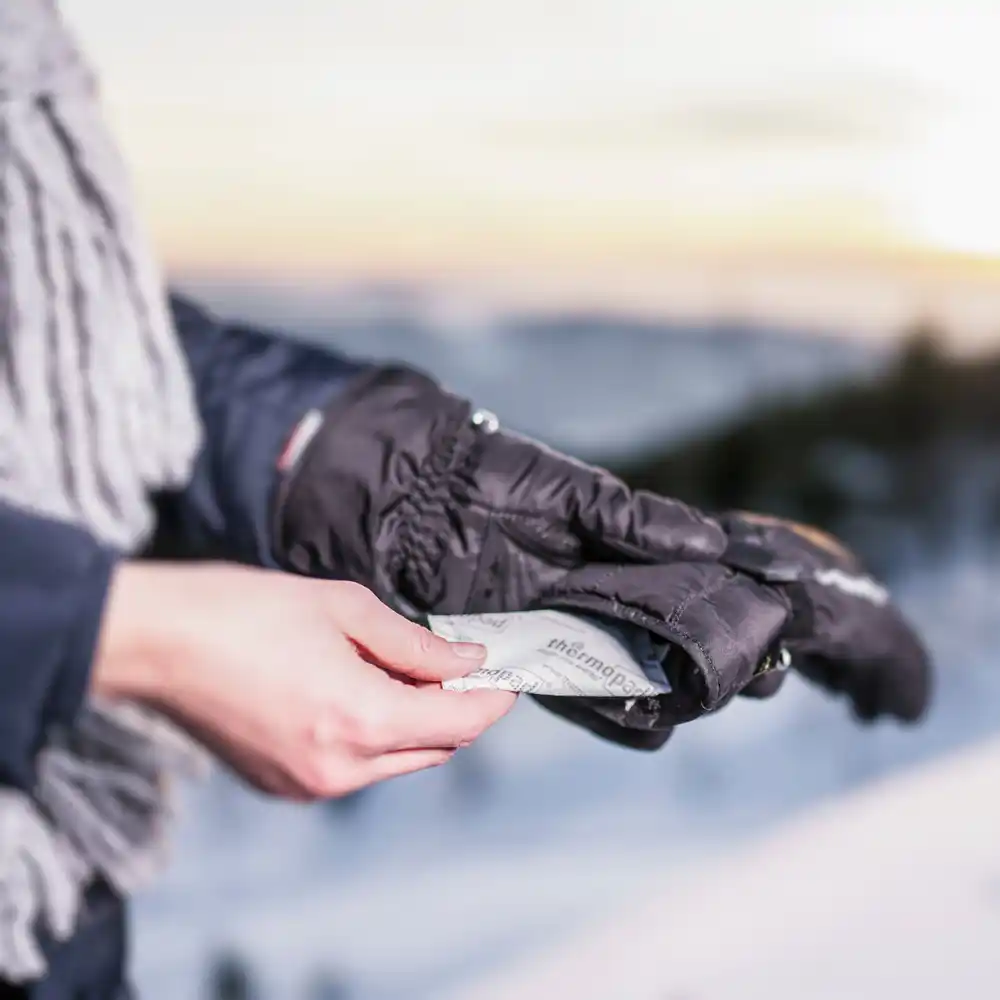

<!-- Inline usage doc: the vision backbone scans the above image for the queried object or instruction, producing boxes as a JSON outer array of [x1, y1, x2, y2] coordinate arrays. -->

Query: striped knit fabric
[[0, 0, 202, 546], [0, 1, 208, 983]]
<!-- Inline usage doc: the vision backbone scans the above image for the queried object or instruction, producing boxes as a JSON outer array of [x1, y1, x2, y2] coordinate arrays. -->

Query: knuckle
[[453, 721, 484, 749], [327, 776, 360, 799], [460, 695, 511, 740], [339, 580, 376, 609], [348, 709, 392, 753], [460, 731, 483, 750], [329, 710, 363, 749], [300, 756, 353, 798], [297, 760, 329, 797], [411, 626, 435, 659]]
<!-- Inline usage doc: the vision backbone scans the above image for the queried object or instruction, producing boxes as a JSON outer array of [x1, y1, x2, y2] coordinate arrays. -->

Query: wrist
[[91, 561, 186, 702]]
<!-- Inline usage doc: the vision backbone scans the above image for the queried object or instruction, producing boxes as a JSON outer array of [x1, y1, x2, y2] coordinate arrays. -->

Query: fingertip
[[353, 613, 487, 681], [420, 637, 487, 679], [413, 636, 488, 682], [464, 688, 519, 723], [449, 641, 488, 663], [386, 685, 517, 751], [370, 747, 456, 782]]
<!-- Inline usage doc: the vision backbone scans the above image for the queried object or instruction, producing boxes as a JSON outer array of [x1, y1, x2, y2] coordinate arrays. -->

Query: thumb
[[332, 583, 487, 681]]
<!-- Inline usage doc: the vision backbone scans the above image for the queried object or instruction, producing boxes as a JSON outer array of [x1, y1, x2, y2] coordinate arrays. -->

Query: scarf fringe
[[0, 4, 205, 983], [0, 703, 209, 983]]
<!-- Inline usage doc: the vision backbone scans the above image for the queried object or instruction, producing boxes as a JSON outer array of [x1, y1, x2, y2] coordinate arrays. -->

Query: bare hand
[[94, 563, 515, 800]]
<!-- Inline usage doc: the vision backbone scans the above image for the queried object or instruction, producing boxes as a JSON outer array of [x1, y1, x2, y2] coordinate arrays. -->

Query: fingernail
[[452, 642, 487, 661]]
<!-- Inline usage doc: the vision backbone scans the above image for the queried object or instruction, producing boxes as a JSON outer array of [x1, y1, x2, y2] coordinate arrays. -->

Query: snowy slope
[[452, 735, 1000, 1000], [132, 552, 1000, 1000]]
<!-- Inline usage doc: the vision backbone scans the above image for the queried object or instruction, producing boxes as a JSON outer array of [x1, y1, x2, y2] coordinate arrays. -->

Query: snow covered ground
[[127, 296, 998, 999], [131, 551, 1000, 999], [453, 733, 1000, 1000]]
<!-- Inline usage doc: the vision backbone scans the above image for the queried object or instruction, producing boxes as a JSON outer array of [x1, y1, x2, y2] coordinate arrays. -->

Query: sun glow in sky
[[61, 0, 1000, 340]]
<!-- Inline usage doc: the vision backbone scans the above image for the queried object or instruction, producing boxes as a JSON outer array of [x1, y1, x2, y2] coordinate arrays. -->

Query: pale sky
[[60, 0, 1000, 341]]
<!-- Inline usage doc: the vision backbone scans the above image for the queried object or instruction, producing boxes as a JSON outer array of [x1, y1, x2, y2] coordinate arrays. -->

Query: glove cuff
[[272, 365, 479, 605]]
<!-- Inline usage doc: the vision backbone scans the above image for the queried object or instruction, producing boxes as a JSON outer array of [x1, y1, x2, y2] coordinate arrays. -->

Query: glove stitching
[[539, 567, 725, 708], [663, 574, 734, 704], [612, 605, 722, 711], [462, 509, 501, 614], [465, 500, 722, 564], [389, 414, 479, 607]]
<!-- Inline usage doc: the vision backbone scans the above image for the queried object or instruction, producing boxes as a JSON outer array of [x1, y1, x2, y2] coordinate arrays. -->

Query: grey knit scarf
[[1, 1, 209, 982]]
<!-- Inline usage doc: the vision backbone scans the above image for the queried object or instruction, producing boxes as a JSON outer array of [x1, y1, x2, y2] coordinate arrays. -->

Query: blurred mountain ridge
[[616, 324, 1000, 577], [179, 279, 882, 461]]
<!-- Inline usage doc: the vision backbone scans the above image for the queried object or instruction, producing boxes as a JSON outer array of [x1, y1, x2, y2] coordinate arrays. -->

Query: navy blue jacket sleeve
[[165, 295, 371, 567], [0, 502, 117, 791]]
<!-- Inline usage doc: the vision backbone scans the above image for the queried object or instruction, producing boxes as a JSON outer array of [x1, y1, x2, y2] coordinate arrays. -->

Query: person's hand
[[92, 563, 516, 800]]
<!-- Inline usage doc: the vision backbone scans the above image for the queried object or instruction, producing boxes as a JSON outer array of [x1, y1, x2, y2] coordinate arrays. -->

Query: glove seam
[[539, 572, 726, 708], [464, 499, 721, 564], [661, 573, 734, 705], [389, 408, 478, 607]]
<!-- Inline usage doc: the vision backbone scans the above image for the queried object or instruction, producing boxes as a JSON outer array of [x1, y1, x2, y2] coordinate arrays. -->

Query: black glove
[[272, 366, 931, 746], [531, 513, 932, 744], [272, 366, 726, 615], [524, 558, 794, 739], [718, 512, 931, 723]]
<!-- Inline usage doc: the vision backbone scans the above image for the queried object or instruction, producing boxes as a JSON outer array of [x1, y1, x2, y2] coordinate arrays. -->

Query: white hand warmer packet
[[428, 609, 673, 698]]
